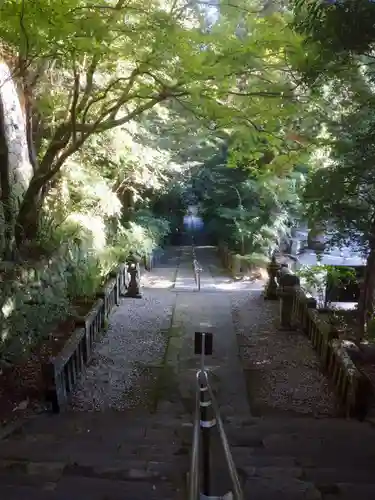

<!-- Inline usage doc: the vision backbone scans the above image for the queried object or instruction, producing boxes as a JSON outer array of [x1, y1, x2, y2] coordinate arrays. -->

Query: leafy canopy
[[0, 0, 305, 178]]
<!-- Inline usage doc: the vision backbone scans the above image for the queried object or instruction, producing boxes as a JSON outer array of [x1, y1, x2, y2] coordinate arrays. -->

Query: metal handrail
[[188, 368, 244, 500], [206, 380, 243, 500], [189, 391, 200, 500], [192, 242, 202, 291], [189, 375, 202, 500], [193, 259, 202, 291]]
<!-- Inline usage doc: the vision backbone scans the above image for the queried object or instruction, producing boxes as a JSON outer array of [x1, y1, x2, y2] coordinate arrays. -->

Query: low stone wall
[[291, 287, 365, 417], [42, 265, 127, 413], [217, 242, 257, 277], [218, 242, 235, 273]]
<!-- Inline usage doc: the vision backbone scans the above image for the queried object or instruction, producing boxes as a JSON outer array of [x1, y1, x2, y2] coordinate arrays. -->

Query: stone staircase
[[224, 415, 375, 500], [0, 410, 189, 499], [2, 411, 375, 499]]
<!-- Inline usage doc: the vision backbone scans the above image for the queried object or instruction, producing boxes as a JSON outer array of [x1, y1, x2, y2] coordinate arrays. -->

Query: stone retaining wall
[[291, 287, 365, 417], [269, 263, 369, 418]]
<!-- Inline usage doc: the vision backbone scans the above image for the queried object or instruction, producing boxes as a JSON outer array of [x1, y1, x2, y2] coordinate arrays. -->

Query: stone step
[[224, 416, 375, 436], [323, 483, 375, 500], [241, 477, 375, 500], [183, 417, 375, 447], [9, 412, 187, 437], [0, 456, 187, 499], [0, 458, 187, 484], [8, 426, 183, 445], [2, 477, 375, 500], [181, 418, 375, 466], [0, 476, 183, 500], [3, 413, 190, 452], [302, 466, 375, 486], [231, 445, 375, 468], [0, 439, 189, 464], [237, 464, 375, 486], [201, 465, 375, 500]]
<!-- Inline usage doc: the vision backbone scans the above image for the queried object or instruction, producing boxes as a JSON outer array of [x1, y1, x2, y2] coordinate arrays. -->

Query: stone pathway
[[171, 246, 250, 419], [1, 245, 374, 500], [71, 245, 336, 418]]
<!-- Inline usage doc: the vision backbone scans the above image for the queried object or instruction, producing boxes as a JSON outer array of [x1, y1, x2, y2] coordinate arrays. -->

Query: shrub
[[65, 245, 103, 301]]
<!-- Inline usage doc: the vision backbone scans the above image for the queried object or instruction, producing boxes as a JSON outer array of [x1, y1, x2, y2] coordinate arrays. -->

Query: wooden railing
[[43, 327, 87, 413], [96, 277, 118, 318]]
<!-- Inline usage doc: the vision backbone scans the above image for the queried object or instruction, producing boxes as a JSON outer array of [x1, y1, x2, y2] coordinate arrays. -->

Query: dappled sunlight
[[254, 358, 273, 366], [66, 213, 106, 252], [143, 278, 175, 289], [141, 265, 178, 289], [1, 297, 15, 319], [199, 321, 213, 329], [1, 327, 10, 342], [202, 281, 264, 292], [329, 302, 357, 311]]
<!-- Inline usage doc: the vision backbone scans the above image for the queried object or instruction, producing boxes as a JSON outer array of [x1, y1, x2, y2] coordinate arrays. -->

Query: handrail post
[[200, 335, 210, 496], [199, 333, 215, 498], [200, 382, 211, 496], [190, 344, 244, 500]]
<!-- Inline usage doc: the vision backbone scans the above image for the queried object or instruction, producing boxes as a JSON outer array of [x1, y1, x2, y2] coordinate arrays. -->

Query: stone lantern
[[125, 251, 142, 299], [264, 254, 281, 300]]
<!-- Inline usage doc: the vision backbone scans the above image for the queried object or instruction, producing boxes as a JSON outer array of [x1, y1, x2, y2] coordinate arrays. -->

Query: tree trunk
[[120, 187, 135, 222], [357, 230, 375, 345], [14, 124, 72, 247], [14, 175, 45, 246], [0, 99, 13, 259], [0, 62, 35, 253]]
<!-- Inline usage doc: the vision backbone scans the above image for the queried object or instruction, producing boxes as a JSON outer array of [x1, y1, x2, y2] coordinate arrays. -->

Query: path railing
[[191, 240, 202, 291], [188, 334, 244, 500]]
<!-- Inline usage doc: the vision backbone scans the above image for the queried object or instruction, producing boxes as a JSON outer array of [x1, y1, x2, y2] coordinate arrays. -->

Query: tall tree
[[0, 0, 305, 249]]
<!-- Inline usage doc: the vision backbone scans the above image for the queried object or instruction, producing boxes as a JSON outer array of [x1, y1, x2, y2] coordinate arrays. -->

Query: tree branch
[[70, 59, 80, 145], [227, 90, 295, 99], [39, 124, 71, 173], [81, 71, 139, 124], [89, 94, 167, 133], [76, 55, 100, 114]]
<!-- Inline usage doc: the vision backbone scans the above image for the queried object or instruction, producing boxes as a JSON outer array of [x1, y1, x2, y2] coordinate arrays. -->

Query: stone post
[[264, 255, 280, 300], [278, 267, 300, 330]]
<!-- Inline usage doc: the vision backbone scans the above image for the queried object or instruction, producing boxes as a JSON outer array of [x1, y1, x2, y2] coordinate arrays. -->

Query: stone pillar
[[264, 255, 280, 300], [278, 268, 300, 330]]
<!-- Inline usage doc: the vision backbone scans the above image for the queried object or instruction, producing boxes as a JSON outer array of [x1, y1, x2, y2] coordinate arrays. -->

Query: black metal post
[[200, 384, 211, 496]]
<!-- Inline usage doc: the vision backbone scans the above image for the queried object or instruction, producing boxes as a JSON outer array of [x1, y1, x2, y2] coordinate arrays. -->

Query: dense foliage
[[4, 0, 375, 358], [290, 0, 375, 340], [192, 145, 305, 263]]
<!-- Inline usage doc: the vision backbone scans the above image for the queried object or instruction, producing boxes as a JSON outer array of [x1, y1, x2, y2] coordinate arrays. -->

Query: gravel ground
[[70, 289, 176, 411], [231, 289, 337, 417]]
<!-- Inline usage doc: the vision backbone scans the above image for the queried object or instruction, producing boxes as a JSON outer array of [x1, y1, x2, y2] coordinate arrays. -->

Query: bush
[[0, 192, 172, 366], [242, 252, 270, 268], [104, 213, 170, 265], [65, 245, 103, 301]]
